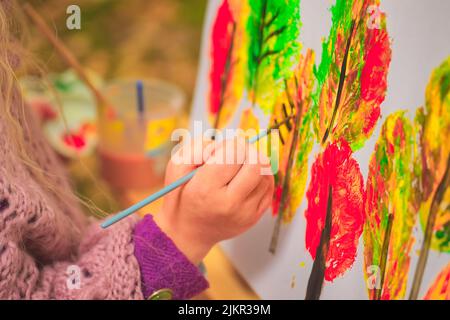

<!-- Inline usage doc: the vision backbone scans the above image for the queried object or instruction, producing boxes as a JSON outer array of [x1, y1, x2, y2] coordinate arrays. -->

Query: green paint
[[296, 107, 314, 166], [246, 0, 301, 113], [437, 62, 450, 102], [436, 220, 449, 250], [312, 0, 353, 109], [364, 111, 418, 299]]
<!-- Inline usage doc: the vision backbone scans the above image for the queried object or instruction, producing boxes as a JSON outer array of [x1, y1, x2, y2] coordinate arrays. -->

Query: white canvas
[[190, 0, 450, 299]]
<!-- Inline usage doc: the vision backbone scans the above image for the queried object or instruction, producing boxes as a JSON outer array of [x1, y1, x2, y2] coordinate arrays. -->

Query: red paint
[[363, 105, 380, 135], [305, 139, 365, 281], [272, 185, 283, 216], [424, 264, 450, 299], [366, 162, 388, 228], [63, 132, 86, 150], [361, 28, 391, 134], [31, 100, 57, 122], [387, 142, 395, 154], [393, 118, 406, 148], [361, 29, 390, 103], [381, 259, 399, 299], [62, 123, 95, 151], [209, 0, 235, 115]]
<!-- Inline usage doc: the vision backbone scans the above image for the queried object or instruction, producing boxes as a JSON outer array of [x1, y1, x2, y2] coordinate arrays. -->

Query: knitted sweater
[[0, 90, 208, 299]]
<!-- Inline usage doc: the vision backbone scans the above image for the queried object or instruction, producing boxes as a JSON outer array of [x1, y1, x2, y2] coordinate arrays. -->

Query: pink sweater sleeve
[[0, 44, 207, 299], [0, 89, 209, 299], [0, 187, 209, 299], [0, 100, 144, 299], [0, 207, 143, 299], [0, 139, 209, 299]]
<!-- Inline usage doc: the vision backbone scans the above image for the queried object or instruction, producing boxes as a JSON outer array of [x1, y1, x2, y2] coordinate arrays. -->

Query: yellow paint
[[417, 56, 450, 252], [363, 112, 418, 300], [270, 50, 315, 223], [419, 186, 450, 251], [238, 108, 260, 136], [424, 263, 450, 300], [145, 117, 177, 152], [102, 119, 125, 146]]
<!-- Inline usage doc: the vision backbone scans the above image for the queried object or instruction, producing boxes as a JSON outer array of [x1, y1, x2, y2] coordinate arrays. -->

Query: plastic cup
[[98, 78, 185, 190]]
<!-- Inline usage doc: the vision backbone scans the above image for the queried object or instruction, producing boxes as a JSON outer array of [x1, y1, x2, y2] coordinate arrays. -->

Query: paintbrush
[[101, 115, 294, 228], [23, 3, 111, 115], [136, 80, 145, 123]]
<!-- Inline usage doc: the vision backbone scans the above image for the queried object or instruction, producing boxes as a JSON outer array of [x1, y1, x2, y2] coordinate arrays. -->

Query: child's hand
[[154, 137, 274, 264]]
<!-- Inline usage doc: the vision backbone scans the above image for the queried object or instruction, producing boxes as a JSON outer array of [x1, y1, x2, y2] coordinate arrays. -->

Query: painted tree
[[239, 0, 301, 132], [313, 0, 391, 150], [208, 0, 247, 129], [268, 49, 315, 252], [304, 0, 392, 299], [363, 112, 419, 300], [410, 56, 450, 299], [304, 139, 365, 299]]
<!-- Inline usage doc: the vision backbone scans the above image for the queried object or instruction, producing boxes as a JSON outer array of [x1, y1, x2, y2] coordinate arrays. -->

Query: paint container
[[20, 71, 100, 158], [98, 79, 185, 190]]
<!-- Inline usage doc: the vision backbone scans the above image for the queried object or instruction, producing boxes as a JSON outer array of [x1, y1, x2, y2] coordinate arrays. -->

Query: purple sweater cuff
[[133, 215, 209, 299]]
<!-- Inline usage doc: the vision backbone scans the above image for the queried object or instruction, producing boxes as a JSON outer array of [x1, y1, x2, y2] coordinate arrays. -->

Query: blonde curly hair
[[0, 1, 107, 219]]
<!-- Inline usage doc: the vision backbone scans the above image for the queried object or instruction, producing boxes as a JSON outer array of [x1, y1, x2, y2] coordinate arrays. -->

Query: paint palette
[[20, 69, 101, 158]]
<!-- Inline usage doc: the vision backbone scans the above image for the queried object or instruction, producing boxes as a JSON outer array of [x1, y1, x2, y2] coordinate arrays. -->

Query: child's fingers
[[226, 163, 262, 203], [257, 175, 274, 216], [226, 145, 263, 202], [240, 176, 271, 224], [167, 137, 213, 181], [193, 137, 246, 188]]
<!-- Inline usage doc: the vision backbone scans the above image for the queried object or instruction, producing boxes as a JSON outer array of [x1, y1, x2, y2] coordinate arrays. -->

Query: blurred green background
[[18, 0, 208, 215], [23, 0, 207, 105]]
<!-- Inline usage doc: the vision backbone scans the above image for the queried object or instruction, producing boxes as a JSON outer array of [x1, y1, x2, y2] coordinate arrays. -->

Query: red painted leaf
[[305, 139, 365, 281], [210, 0, 233, 115], [209, 0, 243, 128], [314, 0, 392, 151], [360, 28, 391, 135]]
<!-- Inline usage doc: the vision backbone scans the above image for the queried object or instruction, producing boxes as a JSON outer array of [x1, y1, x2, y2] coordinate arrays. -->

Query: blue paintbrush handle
[[136, 80, 145, 116], [101, 129, 269, 228], [248, 129, 268, 144], [101, 168, 198, 228]]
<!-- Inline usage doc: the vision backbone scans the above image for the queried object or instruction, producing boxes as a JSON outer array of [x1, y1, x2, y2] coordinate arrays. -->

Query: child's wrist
[[153, 212, 212, 265]]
